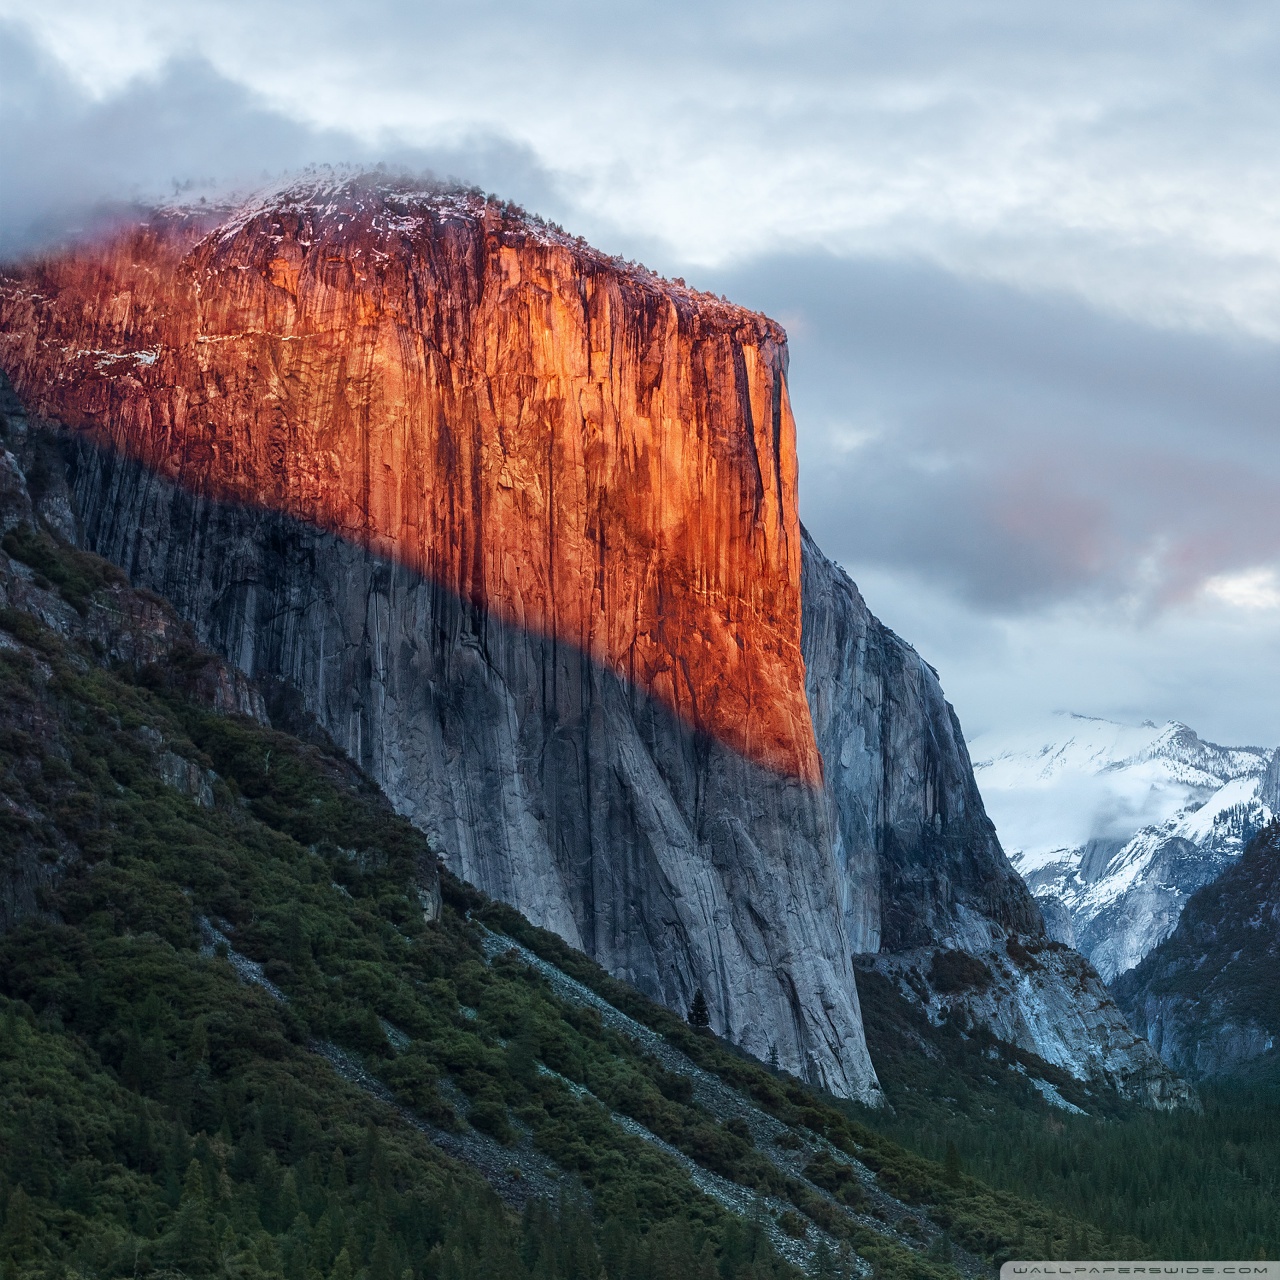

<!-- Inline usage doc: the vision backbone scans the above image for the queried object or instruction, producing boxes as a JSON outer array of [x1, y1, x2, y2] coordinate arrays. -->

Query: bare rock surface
[[801, 534, 1193, 1108]]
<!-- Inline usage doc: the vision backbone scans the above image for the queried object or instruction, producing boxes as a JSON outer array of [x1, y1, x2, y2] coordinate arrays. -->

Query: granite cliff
[[0, 175, 1184, 1106], [800, 535, 1191, 1108]]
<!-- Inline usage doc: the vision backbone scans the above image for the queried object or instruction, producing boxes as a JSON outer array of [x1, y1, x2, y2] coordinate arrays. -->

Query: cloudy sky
[[4, 0, 1280, 747]]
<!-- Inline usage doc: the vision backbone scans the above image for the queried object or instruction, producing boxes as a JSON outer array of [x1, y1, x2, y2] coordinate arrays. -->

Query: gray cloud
[[702, 252, 1280, 613], [14, 1, 1280, 320], [0, 19, 569, 256]]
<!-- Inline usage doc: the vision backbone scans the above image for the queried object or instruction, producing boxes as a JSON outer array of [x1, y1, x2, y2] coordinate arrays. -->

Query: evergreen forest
[[1, 510, 1278, 1280]]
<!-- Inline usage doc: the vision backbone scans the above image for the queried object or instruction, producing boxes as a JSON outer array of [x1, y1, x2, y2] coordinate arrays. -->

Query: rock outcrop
[[0, 178, 816, 784], [0, 175, 1187, 1106]]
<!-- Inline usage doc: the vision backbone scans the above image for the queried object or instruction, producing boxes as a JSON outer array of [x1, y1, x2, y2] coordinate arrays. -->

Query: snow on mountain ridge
[[972, 713, 1275, 982]]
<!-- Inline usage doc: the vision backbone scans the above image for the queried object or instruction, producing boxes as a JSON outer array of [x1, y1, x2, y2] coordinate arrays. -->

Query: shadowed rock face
[[53, 435, 880, 1102], [0, 178, 1190, 1107], [801, 529, 1040, 956], [801, 534, 1195, 1109]]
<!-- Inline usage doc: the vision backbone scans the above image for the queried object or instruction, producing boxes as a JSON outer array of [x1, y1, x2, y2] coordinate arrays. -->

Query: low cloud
[[703, 252, 1280, 615], [0, 19, 567, 257], [1202, 569, 1280, 612]]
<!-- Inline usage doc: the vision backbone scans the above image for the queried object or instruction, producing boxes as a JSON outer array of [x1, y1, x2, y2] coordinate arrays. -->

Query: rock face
[[800, 537, 1194, 1109], [0, 176, 1187, 1106], [1113, 824, 1280, 1080], [801, 530, 1040, 956], [0, 178, 877, 1101], [0, 178, 817, 785]]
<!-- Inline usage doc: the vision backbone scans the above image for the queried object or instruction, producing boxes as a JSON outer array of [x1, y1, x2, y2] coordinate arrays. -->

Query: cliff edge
[[0, 175, 1190, 1107]]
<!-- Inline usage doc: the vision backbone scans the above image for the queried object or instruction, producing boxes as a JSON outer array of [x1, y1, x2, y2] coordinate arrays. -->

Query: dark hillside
[[0, 452, 1107, 1280], [1113, 823, 1280, 1081]]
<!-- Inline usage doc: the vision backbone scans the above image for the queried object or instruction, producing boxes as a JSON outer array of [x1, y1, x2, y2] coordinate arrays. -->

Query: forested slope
[[0, 475, 1123, 1280]]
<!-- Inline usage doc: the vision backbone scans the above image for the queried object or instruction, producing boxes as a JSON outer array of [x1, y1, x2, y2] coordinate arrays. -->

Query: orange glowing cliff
[[0, 178, 820, 784]]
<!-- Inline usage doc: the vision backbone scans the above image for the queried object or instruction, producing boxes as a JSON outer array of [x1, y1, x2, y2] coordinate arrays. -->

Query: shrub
[[928, 949, 993, 993]]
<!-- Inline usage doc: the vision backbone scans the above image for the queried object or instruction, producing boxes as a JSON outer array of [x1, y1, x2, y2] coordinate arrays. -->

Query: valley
[[0, 177, 1277, 1277]]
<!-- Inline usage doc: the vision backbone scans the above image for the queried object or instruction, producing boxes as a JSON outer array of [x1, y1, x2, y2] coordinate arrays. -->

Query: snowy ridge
[[971, 714, 1275, 982]]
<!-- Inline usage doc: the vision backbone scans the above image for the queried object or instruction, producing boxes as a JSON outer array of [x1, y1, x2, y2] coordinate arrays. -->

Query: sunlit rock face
[[0, 178, 880, 1102], [0, 179, 818, 784], [0, 176, 1188, 1108]]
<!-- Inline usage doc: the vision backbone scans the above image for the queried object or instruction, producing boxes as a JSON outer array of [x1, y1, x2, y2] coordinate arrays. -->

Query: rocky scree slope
[[1112, 822, 1280, 1080], [973, 715, 1275, 982], [0, 441, 1134, 1280], [0, 175, 1181, 1108]]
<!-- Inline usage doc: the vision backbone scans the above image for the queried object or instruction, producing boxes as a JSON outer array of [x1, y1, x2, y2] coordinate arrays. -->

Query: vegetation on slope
[[849, 964, 1280, 1260], [2, 486, 1277, 1277], [1112, 823, 1280, 1067]]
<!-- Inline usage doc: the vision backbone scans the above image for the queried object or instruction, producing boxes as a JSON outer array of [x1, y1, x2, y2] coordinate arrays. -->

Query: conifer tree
[[330, 1247, 354, 1280], [944, 1139, 962, 1185], [170, 1158, 216, 1273], [688, 988, 710, 1029]]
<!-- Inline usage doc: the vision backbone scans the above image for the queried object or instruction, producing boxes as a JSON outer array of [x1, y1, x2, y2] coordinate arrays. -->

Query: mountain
[[972, 713, 1274, 981], [0, 437, 1157, 1278], [1112, 823, 1280, 1080], [0, 174, 1184, 1108]]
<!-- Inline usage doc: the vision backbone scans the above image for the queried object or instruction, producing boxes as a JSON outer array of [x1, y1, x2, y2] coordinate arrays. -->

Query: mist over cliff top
[[6, 2, 1280, 745]]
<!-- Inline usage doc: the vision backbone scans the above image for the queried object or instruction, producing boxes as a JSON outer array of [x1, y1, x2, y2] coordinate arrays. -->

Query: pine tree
[[170, 1158, 216, 1273], [1, 1186, 35, 1262], [329, 1248, 353, 1280], [944, 1139, 962, 1185], [688, 988, 710, 1029], [328, 1147, 348, 1192]]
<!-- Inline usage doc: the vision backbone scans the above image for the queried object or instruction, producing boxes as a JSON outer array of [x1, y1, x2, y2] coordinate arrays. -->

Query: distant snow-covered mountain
[[971, 714, 1278, 981]]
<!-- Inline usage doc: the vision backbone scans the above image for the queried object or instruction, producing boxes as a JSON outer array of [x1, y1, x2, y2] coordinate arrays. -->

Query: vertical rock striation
[[801, 529, 1038, 956], [0, 178, 817, 784], [801, 534, 1194, 1108], [0, 178, 878, 1101]]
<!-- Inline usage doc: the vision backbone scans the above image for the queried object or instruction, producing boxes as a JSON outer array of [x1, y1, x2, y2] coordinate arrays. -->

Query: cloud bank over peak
[[0, 20, 566, 258], [13, 0, 1280, 334], [5, 0, 1280, 743]]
